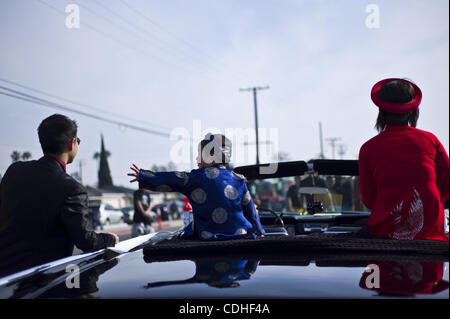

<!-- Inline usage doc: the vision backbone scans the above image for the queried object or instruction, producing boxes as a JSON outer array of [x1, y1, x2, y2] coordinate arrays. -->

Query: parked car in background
[[121, 206, 134, 225], [99, 203, 123, 225], [122, 206, 157, 225]]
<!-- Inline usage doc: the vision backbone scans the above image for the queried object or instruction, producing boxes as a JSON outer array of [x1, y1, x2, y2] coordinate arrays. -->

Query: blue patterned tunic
[[138, 167, 265, 240]]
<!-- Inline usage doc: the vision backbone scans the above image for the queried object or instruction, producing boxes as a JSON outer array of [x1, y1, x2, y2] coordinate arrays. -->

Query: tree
[[11, 151, 32, 162], [151, 162, 178, 173], [276, 151, 291, 162], [93, 134, 113, 188], [11, 151, 21, 162], [167, 161, 177, 171], [21, 152, 32, 161], [151, 164, 167, 172]]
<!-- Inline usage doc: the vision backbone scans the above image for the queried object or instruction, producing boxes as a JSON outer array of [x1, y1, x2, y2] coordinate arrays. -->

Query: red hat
[[371, 78, 422, 114]]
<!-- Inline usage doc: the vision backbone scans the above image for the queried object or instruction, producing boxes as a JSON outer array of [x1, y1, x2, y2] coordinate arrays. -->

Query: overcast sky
[[0, 0, 448, 188]]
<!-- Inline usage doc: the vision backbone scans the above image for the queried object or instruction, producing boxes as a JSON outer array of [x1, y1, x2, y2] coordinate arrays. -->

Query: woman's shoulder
[[410, 127, 440, 142], [359, 134, 379, 154]]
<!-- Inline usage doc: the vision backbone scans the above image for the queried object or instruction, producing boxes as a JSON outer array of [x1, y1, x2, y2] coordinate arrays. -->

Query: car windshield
[[247, 174, 369, 213]]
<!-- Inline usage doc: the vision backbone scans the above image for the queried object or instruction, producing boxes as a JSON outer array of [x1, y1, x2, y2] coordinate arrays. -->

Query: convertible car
[[0, 160, 448, 300]]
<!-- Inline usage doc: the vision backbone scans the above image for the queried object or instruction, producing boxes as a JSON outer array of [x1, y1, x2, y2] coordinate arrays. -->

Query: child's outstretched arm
[[128, 164, 189, 194], [241, 183, 265, 237]]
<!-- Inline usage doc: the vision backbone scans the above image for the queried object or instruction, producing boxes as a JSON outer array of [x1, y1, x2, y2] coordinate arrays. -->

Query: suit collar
[[39, 155, 67, 172]]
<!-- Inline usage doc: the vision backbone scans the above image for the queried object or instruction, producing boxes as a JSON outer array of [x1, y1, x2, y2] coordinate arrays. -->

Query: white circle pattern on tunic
[[191, 188, 207, 204], [156, 185, 172, 192], [201, 231, 213, 239], [205, 167, 220, 179], [211, 207, 228, 224], [235, 228, 247, 235], [242, 191, 252, 205], [224, 185, 239, 200], [174, 171, 189, 185]]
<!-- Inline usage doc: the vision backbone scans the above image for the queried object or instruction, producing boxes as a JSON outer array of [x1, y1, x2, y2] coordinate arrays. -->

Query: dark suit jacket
[[0, 155, 116, 277]]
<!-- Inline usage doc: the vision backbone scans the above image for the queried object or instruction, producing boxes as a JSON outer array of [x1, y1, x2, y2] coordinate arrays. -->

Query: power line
[[36, 0, 195, 73], [77, 0, 205, 72], [36, 0, 237, 95], [0, 77, 172, 132], [87, 0, 260, 87], [36, 0, 293, 126], [119, 0, 229, 72], [120, 0, 258, 82], [87, 0, 210, 72], [0, 85, 171, 138], [118, 1, 294, 106]]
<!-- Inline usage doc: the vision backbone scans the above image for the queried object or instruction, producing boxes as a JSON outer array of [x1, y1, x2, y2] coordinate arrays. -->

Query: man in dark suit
[[0, 114, 118, 278]]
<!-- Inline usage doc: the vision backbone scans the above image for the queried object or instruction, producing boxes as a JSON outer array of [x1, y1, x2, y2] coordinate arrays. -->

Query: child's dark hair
[[375, 80, 419, 132], [200, 134, 232, 165], [38, 114, 78, 154]]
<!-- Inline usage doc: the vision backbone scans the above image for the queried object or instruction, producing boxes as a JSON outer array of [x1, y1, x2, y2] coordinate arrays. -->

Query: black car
[[0, 160, 448, 300]]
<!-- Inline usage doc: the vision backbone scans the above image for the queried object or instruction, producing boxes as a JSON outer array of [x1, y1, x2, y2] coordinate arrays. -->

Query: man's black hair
[[38, 114, 78, 154]]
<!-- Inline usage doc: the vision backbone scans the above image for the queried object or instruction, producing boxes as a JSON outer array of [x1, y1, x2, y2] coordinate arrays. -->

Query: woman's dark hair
[[375, 80, 419, 132], [38, 114, 78, 154], [200, 134, 232, 165]]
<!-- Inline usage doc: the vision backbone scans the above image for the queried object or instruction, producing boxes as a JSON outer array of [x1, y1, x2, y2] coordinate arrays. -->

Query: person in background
[[128, 133, 265, 240], [286, 176, 302, 211], [0, 114, 118, 277], [298, 174, 327, 211], [358, 78, 449, 241], [131, 189, 154, 238], [183, 197, 193, 227]]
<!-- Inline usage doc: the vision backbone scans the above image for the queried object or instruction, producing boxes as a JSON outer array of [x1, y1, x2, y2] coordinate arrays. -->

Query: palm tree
[[11, 151, 21, 162], [21, 152, 32, 161]]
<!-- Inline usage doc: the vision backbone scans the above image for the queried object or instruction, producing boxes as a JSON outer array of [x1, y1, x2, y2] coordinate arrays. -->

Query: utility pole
[[337, 144, 347, 159], [319, 122, 325, 159], [326, 137, 341, 159], [78, 159, 85, 184], [239, 86, 270, 165]]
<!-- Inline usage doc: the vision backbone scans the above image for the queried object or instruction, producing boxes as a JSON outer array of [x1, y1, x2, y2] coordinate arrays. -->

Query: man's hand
[[128, 164, 140, 183], [100, 232, 119, 244]]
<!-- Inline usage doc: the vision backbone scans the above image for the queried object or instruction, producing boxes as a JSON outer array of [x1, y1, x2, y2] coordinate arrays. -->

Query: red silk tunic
[[358, 125, 449, 242]]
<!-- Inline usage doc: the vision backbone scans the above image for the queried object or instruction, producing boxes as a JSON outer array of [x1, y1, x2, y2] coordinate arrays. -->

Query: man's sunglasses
[[76, 137, 81, 145]]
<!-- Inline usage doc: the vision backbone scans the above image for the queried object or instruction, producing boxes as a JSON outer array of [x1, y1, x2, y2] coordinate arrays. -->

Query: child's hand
[[128, 164, 140, 183]]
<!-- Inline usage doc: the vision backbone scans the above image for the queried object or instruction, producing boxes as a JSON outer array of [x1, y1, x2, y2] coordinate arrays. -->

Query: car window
[[248, 175, 369, 213]]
